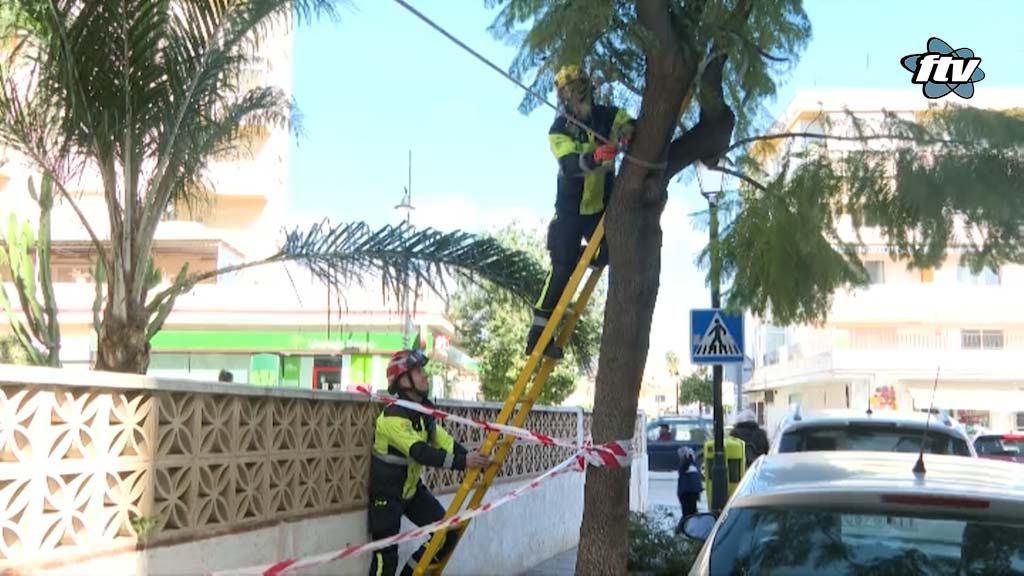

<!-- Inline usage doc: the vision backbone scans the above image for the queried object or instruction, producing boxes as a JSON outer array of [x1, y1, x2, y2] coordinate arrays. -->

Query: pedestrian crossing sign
[[690, 308, 744, 364]]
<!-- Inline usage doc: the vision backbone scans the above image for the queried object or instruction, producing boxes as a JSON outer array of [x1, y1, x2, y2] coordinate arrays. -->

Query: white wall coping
[[0, 363, 587, 414]]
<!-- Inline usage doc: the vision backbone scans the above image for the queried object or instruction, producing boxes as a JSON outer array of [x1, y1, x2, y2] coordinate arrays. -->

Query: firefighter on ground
[[525, 64, 635, 358], [368, 348, 491, 576]]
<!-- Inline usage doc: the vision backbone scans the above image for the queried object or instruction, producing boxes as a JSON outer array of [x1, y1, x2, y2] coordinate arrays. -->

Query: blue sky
[[287, 0, 1024, 371]]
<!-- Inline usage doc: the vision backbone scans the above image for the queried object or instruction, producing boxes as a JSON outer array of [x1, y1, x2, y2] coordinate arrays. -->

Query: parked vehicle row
[[683, 451, 1024, 574], [679, 406, 1024, 574]]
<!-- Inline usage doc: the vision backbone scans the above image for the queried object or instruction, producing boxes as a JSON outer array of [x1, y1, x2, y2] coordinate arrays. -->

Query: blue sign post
[[690, 308, 744, 365]]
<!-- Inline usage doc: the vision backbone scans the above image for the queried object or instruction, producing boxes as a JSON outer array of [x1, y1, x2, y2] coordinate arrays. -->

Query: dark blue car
[[646, 416, 712, 471]]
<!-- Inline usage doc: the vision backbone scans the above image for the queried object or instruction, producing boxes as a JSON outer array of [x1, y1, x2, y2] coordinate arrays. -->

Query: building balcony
[[827, 283, 1022, 325], [4, 277, 454, 333], [753, 326, 1024, 388]]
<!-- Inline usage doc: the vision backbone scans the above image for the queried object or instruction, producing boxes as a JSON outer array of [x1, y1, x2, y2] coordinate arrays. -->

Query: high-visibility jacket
[[370, 400, 468, 500], [548, 104, 634, 216]]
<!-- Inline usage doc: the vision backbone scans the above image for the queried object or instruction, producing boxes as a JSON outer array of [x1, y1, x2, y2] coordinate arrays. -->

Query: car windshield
[[778, 424, 971, 456], [647, 421, 709, 443], [709, 506, 1024, 575], [975, 436, 1024, 456]]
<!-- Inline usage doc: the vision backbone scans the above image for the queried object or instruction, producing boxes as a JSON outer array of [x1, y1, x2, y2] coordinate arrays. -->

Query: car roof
[[975, 432, 1024, 439], [779, 409, 967, 436], [649, 416, 709, 424], [733, 451, 1024, 519]]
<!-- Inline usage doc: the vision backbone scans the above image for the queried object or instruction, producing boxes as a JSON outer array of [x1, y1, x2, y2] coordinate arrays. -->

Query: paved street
[[519, 472, 704, 575]]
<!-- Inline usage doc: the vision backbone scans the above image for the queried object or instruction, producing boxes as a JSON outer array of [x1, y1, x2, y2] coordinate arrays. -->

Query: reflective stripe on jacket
[[370, 401, 467, 500]]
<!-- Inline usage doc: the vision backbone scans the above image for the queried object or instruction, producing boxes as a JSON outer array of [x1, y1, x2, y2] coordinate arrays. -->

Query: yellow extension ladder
[[411, 216, 607, 576]]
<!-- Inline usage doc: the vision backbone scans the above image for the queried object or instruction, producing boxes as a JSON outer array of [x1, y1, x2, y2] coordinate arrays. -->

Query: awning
[[908, 387, 1024, 413]]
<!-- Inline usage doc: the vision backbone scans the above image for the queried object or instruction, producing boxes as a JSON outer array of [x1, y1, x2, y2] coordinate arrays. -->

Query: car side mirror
[[682, 513, 717, 541]]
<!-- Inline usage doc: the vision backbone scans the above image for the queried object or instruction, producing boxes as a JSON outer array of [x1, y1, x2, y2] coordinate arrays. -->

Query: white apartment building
[[746, 89, 1024, 437]]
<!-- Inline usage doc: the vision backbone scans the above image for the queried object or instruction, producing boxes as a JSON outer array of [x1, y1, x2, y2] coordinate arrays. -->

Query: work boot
[[525, 325, 564, 359]]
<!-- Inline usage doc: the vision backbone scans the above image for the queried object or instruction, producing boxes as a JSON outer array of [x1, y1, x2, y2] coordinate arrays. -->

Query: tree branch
[[628, 0, 699, 178], [665, 0, 754, 177], [666, 112, 736, 176], [705, 165, 767, 192], [725, 131, 960, 155]]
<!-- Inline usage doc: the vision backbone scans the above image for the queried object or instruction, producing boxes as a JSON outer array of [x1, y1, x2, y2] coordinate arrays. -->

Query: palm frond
[[281, 220, 550, 305]]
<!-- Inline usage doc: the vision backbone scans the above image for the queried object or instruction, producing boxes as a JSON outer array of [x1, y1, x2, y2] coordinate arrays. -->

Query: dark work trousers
[[367, 483, 460, 576], [675, 492, 700, 533], [532, 211, 608, 321]]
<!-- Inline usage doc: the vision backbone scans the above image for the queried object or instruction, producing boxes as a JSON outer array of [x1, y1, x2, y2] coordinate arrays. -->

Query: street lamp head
[[701, 189, 722, 206]]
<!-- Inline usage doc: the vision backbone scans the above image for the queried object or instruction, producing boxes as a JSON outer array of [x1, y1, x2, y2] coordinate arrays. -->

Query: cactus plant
[[0, 173, 60, 366]]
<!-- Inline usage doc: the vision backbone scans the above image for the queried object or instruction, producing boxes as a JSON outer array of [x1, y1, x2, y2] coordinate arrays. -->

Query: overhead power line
[[389, 0, 666, 171]]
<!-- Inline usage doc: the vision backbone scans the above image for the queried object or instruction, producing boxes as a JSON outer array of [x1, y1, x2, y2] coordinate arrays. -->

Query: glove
[[593, 144, 617, 163]]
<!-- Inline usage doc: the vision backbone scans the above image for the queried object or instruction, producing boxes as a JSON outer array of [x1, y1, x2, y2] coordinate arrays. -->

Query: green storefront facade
[[147, 329, 442, 390]]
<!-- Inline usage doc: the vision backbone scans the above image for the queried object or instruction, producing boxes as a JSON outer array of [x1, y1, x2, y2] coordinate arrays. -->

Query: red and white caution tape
[[209, 440, 632, 576], [207, 389, 634, 575], [354, 386, 630, 468]]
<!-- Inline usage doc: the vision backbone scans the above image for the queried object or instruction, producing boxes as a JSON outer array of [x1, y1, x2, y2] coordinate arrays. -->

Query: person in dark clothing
[[730, 409, 770, 468], [368, 348, 491, 576], [675, 446, 704, 534], [524, 64, 635, 359]]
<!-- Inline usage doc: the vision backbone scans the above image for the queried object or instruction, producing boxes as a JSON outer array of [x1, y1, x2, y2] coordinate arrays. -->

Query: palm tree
[[0, 0, 547, 373]]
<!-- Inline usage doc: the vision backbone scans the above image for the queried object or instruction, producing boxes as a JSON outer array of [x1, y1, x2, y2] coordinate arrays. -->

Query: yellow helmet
[[554, 65, 588, 90]]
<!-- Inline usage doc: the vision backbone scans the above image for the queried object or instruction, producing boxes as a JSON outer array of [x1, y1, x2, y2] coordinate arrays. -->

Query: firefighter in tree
[[525, 65, 635, 358], [368, 348, 491, 576]]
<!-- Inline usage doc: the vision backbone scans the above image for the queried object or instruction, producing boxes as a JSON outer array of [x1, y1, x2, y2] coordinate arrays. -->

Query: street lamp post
[[396, 150, 415, 349], [703, 189, 728, 515]]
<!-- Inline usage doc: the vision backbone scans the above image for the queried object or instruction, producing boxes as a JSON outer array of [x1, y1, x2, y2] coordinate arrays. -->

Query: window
[[647, 421, 709, 444], [864, 261, 885, 284], [788, 393, 802, 408], [1017, 413, 1024, 430], [707, 508, 1024, 575], [957, 265, 1000, 286], [961, 329, 1004, 350], [974, 435, 1024, 456], [778, 425, 971, 456]]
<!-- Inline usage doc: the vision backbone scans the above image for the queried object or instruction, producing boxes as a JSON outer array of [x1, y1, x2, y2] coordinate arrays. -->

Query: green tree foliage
[[664, 350, 680, 378], [627, 510, 701, 575], [448, 223, 604, 405], [707, 109, 1024, 325], [678, 366, 712, 411]]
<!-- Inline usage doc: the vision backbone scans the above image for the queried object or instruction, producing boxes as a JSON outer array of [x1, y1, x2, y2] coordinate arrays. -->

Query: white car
[[682, 451, 1024, 575], [768, 407, 976, 457]]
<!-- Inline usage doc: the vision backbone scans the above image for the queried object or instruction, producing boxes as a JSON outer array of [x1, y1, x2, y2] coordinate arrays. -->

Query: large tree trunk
[[577, 175, 668, 574], [574, 0, 753, 569], [575, 3, 693, 573]]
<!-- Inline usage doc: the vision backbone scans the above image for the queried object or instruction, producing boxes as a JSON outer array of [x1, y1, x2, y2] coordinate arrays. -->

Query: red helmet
[[386, 349, 428, 388]]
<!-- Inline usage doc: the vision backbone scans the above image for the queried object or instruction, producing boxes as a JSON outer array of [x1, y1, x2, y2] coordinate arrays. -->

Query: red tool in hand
[[593, 144, 618, 163]]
